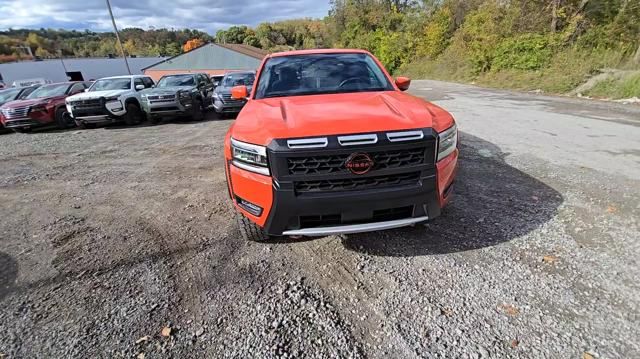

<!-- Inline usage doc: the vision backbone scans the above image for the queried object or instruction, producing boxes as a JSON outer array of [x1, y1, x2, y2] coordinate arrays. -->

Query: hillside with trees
[[1, 0, 638, 98]]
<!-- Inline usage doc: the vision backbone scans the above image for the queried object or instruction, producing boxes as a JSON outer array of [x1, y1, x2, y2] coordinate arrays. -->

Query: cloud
[[0, 0, 331, 33]]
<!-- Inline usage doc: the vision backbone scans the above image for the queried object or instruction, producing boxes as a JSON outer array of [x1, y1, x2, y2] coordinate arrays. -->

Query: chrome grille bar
[[337, 134, 378, 146], [387, 130, 424, 142], [287, 137, 328, 149]]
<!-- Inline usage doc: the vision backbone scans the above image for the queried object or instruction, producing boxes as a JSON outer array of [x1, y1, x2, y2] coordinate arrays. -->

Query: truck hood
[[231, 91, 454, 145], [67, 89, 129, 102], [142, 86, 193, 96]]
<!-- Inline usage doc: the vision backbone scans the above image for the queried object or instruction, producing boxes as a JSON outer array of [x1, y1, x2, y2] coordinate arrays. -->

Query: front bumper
[[2, 118, 45, 129], [142, 96, 193, 117], [68, 100, 126, 123], [226, 129, 458, 236]]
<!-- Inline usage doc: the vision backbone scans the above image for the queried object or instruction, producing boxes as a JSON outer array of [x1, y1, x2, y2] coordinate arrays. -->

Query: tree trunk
[[634, 43, 640, 64], [551, 0, 561, 32]]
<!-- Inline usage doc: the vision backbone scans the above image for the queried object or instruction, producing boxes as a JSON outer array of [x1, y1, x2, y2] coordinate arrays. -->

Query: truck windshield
[[157, 75, 195, 87], [254, 53, 393, 99], [90, 78, 131, 91], [222, 73, 255, 87], [26, 83, 69, 99]]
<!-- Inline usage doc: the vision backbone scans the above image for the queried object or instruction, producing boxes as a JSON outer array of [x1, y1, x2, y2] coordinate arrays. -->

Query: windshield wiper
[[262, 88, 388, 99]]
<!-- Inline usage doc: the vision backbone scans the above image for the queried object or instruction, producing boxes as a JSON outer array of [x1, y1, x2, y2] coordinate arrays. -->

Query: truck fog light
[[236, 196, 263, 216]]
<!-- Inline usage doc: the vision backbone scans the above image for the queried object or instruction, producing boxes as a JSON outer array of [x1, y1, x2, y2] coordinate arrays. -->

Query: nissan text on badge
[[224, 49, 459, 241]]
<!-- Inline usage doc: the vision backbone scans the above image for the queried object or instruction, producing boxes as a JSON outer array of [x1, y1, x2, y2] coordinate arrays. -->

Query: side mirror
[[395, 77, 411, 91], [213, 81, 220, 87], [135, 84, 145, 91], [231, 85, 248, 100]]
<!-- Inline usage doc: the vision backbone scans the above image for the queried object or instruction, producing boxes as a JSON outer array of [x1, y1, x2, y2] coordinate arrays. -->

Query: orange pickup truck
[[224, 49, 458, 240]]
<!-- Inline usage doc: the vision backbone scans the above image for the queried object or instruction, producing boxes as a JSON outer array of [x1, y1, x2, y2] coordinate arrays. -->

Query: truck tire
[[124, 103, 143, 126], [55, 107, 72, 129], [237, 213, 270, 242], [192, 99, 204, 121]]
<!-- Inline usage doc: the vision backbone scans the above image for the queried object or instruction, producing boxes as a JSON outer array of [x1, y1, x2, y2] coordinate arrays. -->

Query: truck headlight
[[437, 124, 458, 161], [231, 138, 269, 175], [179, 91, 190, 99], [103, 95, 119, 102]]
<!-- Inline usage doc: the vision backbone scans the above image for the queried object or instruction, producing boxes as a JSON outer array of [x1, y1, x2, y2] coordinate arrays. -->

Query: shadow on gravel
[[342, 132, 564, 257], [0, 252, 18, 301]]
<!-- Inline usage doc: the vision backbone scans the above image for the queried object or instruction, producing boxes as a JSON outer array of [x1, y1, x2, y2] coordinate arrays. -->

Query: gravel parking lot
[[1, 80, 639, 358]]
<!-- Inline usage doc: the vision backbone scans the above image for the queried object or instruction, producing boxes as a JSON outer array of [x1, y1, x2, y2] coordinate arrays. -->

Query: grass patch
[[584, 72, 640, 99], [399, 46, 636, 97]]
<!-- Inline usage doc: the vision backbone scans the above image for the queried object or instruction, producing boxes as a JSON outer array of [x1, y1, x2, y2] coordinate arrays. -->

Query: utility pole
[[106, 0, 131, 75]]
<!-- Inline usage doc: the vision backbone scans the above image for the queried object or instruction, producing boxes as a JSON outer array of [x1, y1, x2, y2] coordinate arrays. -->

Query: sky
[[0, 0, 331, 34]]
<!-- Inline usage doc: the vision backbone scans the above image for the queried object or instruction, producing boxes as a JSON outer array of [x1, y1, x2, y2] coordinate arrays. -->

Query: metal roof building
[[142, 43, 268, 81], [0, 57, 165, 86]]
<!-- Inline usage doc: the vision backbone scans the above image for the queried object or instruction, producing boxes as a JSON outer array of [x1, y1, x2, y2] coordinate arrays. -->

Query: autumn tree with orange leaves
[[183, 38, 205, 52]]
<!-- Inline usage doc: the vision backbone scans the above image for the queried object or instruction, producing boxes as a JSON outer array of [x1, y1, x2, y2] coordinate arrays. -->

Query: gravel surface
[[1, 81, 639, 358]]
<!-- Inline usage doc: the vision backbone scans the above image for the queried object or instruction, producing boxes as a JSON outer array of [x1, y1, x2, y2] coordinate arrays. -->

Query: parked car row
[[0, 71, 255, 133]]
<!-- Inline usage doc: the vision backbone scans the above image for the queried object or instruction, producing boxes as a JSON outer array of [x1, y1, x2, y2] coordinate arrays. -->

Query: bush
[[492, 34, 554, 71], [416, 6, 454, 59], [448, 1, 520, 74], [585, 72, 640, 99]]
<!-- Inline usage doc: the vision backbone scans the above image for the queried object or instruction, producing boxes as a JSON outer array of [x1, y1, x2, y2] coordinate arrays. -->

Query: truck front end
[[67, 96, 127, 125], [226, 127, 458, 237]]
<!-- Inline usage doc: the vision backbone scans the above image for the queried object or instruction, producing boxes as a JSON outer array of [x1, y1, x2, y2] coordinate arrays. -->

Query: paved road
[[0, 81, 638, 358]]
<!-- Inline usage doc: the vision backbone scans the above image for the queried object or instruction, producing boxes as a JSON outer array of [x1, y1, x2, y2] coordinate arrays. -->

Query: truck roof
[[98, 75, 148, 80]]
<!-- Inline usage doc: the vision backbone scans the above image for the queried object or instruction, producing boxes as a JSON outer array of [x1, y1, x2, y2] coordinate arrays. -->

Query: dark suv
[[141, 73, 213, 123], [212, 71, 255, 115]]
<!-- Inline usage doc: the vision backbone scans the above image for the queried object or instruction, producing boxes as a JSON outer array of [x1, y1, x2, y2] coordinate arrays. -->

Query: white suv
[[65, 75, 154, 128]]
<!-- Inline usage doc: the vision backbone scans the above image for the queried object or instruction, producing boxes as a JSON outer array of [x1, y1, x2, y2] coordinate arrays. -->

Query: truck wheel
[[55, 107, 72, 129], [192, 99, 204, 121], [237, 213, 270, 242], [124, 103, 143, 126]]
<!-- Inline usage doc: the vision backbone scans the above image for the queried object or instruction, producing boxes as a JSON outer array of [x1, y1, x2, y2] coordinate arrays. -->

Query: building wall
[[0, 57, 165, 85], [144, 68, 250, 81], [144, 44, 262, 75]]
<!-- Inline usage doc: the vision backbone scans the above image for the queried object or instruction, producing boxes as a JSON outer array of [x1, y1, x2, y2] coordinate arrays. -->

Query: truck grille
[[221, 94, 244, 106], [287, 147, 427, 175], [294, 172, 420, 193], [300, 206, 414, 228], [1, 106, 30, 119], [70, 99, 102, 111], [148, 95, 176, 103]]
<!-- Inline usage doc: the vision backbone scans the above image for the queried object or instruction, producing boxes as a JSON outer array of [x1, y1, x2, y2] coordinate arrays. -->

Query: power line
[[106, 0, 132, 75]]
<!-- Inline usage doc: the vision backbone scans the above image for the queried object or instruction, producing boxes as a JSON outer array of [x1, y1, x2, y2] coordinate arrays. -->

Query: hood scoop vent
[[387, 130, 424, 142], [337, 134, 378, 146], [287, 137, 328, 149]]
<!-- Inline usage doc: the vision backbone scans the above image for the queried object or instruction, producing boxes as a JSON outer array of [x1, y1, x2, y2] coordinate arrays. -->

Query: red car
[[0, 82, 90, 133], [224, 49, 458, 240]]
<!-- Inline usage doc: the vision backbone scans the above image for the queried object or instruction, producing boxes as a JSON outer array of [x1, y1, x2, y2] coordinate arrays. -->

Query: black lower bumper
[[71, 104, 121, 124], [3, 118, 44, 128], [262, 173, 441, 236]]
